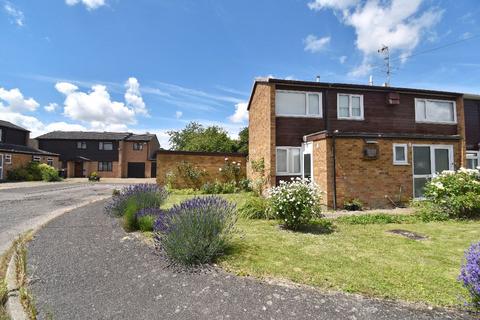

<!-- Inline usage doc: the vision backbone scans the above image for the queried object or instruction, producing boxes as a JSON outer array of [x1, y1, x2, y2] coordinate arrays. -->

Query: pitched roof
[[125, 134, 157, 141], [0, 143, 58, 156], [36, 131, 131, 140], [0, 120, 29, 132]]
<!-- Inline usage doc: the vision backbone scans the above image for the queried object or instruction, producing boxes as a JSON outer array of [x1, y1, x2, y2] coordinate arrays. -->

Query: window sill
[[415, 120, 457, 125], [337, 117, 364, 121], [393, 162, 410, 166], [276, 115, 322, 119], [276, 173, 302, 176]]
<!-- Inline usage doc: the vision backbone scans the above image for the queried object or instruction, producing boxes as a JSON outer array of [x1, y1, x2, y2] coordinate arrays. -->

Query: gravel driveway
[[0, 183, 117, 255], [26, 201, 475, 320]]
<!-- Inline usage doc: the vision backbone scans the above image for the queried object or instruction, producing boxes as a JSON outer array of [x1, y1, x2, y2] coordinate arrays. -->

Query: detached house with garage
[[36, 131, 159, 178], [0, 120, 59, 180], [247, 78, 466, 209]]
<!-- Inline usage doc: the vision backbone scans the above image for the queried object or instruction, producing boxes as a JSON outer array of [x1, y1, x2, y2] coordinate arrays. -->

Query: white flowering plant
[[267, 178, 323, 230], [424, 168, 480, 219]]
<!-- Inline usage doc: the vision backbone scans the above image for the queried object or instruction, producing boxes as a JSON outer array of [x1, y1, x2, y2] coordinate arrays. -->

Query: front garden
[[104, 167, 480, 312]]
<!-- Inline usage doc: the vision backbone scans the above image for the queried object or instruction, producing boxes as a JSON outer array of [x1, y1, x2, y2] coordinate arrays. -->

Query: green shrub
[[411, 200, 449, 222], [268, 178, 323, 230], [123, 200, 139, 232], [336, 213, 416, 225], [169, 188, 202, 195], [238, 178, 252, 192], [219, 158, 243, 184], [176, 161, 207, 190], [38, 163, 61, 182], [6, 162, 43, 182], [137, 215, 156, 232], [201, 181, 239, 194], [165, 171, 176, 189], [250, 158, 266, 196], [424, 168, 480, 219], [155, 196, 237, 265], [344, 198, 363, 211], [238, 196, 272, 219]]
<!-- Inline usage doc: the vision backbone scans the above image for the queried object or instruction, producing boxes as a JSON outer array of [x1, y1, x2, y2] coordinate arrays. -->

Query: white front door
[[413, 145, 454, 198], [0, 154, 3, 180]]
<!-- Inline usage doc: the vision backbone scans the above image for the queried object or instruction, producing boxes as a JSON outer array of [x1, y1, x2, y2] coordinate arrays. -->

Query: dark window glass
[[98, 161, 113, 171], [99, 142, 113, 150], [133, 142, 143, 150], [77, 141, 86, 149]]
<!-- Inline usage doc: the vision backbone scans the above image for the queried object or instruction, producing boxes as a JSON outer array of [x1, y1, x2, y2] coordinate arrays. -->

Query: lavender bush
[[459, 241, 480, 310], [154, 196, 237, 265], [136, 208, 164, 232], [104, 184, 168, 217]]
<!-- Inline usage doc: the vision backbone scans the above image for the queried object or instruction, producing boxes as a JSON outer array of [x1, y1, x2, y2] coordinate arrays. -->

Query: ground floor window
[[98, 161, 113, 172], [466, 151, 479, 169], [47, 158, 54, 167], [4, 154, 12, 164], [276, 147, 301, 175], [32, 156, 41, 162], [393, 144, 408, 165]]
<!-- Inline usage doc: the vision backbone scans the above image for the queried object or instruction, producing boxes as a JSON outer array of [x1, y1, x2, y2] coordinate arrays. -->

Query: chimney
[[315, 75, 320, 83], [369, 75, 373, 86]]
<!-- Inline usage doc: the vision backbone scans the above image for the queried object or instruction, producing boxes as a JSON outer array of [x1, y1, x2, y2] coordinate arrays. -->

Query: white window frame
[[4, 154, 12, 164], [47, 157, 54, 166], [414, 98, 457, 124], [275, 90, 323, 118], [32, 155, 41, 162], [99, 141, 113, 151], [337, 93, 364, 120], [393, 144, 408, 165], [276, 147, 302, 176], [466, 151, 479, 169], [77, 141, 87, 149]]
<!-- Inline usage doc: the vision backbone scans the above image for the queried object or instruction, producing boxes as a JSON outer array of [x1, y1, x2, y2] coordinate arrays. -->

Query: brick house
[[36, 131, 159, 178], [247, 78, 466, 209], [0, 120, 59, 180]]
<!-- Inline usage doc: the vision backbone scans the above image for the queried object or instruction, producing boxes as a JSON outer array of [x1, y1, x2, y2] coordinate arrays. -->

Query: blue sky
[[0, 0, 479, 147]]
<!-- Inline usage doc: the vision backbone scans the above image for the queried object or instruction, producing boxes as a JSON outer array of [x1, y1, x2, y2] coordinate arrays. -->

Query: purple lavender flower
[[104, 184, 168, 216], [459, 241, 480, 310]]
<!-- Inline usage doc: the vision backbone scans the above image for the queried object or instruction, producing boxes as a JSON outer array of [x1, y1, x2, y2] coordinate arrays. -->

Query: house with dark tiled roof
[[36, 131, 159, 178], [0, 120, 59, 180]]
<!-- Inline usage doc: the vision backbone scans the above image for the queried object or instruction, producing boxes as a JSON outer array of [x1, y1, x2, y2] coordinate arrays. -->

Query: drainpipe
[[332, 129, 338, 210]]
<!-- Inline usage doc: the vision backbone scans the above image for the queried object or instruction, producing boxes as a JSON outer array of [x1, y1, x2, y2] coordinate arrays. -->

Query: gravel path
[[0, 183, 119, 255], [26, 201, 475, 320]]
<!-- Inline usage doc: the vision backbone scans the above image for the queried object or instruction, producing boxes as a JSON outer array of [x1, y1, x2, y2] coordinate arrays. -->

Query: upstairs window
[[133, 142, 144, 150], [276, 147, 301, 175], [32, 155, 41, 162], [77, 141, 87, 149], [99, 141, 113, 151], [415, 98, 456, 124], [467, 151, 479, 170], [337, 94, 364, 120], [275, 91, 322, 117]]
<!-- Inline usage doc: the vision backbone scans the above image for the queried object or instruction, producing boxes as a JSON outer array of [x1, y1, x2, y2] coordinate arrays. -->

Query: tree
[[236, 127, 248, 154], [168, 122, 237, 153]]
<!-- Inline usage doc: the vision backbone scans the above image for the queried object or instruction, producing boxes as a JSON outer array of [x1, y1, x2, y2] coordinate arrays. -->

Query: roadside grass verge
[[160, 193, 479, 307], [0, 232, 36, 320]]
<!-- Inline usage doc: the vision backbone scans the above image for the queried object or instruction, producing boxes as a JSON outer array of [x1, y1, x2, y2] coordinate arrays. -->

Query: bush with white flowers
[[267, 178, 323, 230], [424, 168, 480, 219]]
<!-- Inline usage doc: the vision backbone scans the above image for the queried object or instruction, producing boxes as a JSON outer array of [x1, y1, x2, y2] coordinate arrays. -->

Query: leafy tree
[[168, 122, 236, 153], [236, 127, 248, 154]]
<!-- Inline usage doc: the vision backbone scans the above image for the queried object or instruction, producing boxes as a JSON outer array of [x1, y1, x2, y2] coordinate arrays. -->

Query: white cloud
[[229, 102, 248, 124], [309, 0, 443, 77], [55, 82, 78, 95], [304, 35, 331, 53], [0, 87, 39, 112], [0, 110, 43, 135], [175, 111, 183, 119], [339, 55, 347, 64], [44, 103, 59, 113], [125, 77, 148, 116], [65, 0, 106, 10], [4, 2, 24, 27], [44, 122, 87, 132], [308, 0, 359, 11]]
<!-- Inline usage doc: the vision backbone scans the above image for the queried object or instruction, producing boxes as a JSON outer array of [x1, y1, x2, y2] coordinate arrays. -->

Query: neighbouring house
[[156, 150, 247, 188], [0, 120, 59, 181], [247, 78, 466, 209], [464, 94, 480, 169], [36, 131, 160, 178]]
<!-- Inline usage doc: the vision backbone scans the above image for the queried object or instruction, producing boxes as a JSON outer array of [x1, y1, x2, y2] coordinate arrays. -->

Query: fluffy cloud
[[125, 77, 148, 116], [304, 35, 331, 53], [308, 0, 443, 77], [55, 78, 148, 129], [0, 87, 39, 112], [4, 2, 24, 27], [65, 0, 106, 10], [44, 103, 59, 113], [229, 102, 248, 124]]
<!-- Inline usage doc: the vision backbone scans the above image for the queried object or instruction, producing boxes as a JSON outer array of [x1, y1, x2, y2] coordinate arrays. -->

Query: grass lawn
[[161, 193, 480, 307]]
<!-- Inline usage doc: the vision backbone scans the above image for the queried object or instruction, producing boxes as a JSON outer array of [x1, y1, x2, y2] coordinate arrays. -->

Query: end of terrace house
[[246, 78, 476, 209]]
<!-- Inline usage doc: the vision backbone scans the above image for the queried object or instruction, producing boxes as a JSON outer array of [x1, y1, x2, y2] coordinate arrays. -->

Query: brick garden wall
[[0, 152, 60, 180], [156, 151, 247, 188]]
